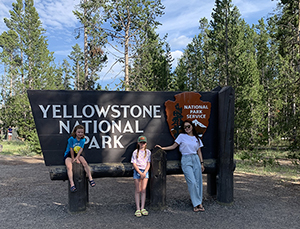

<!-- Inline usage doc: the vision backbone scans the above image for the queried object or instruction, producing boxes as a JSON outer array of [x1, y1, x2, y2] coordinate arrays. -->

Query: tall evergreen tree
[[255, 18, 281, 146], [68, 44, 85, 90], [0, 0, 64, 152], [55, 59, 73, 90], [103, 0, 165, 90], [209, 0, 242, 86], [272, 0, 300, 152], [73, 0, 108, 90], [77, 0, 165, 90], [0, 30, 20, 98], [174, 18, 215, 91], [208, 0, 264, 149], [174, 0, 264, 149], [128, 28, 173, 91]]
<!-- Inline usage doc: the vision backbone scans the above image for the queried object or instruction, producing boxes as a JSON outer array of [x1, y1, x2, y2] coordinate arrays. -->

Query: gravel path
[[0, 155, 299, 229]]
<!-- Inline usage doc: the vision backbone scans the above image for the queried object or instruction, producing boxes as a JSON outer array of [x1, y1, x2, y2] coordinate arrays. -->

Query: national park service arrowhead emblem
[[165, 92, 211, 139]]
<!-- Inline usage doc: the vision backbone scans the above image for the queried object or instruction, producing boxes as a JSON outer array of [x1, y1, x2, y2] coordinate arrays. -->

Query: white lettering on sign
[[184, 104, 208, 120], [184, 105, 208, 109], [186, 114, 206, 119], [40, 104, 162, 149], [38, 104, 161, 119]]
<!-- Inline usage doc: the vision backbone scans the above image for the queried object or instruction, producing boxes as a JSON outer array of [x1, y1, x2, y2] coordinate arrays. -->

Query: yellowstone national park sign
[[28, 90, 219, 166]]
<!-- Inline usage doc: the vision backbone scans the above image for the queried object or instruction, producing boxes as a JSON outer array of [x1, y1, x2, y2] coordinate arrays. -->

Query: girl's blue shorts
[[133, 169, 149, 179]]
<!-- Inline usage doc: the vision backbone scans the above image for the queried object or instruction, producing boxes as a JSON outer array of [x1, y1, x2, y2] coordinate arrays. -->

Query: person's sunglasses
[[184, 125, 191, 129]]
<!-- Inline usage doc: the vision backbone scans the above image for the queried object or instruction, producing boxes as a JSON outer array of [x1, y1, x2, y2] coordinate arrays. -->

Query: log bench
[[49, 147, 234, 212]]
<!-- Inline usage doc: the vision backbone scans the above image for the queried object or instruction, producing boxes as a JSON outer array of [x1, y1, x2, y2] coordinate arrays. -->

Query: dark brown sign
[[28, 90, 219, 166]]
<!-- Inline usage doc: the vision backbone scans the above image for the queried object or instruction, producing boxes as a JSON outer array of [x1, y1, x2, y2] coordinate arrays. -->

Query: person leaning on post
[[155, 120, 205, 212]]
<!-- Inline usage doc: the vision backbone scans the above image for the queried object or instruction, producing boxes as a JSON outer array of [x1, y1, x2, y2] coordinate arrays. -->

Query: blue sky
[[0, 0, 278, 89]]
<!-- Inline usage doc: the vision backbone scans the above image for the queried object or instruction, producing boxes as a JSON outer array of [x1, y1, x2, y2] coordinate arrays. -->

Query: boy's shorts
[[133, 169, 149, 179]]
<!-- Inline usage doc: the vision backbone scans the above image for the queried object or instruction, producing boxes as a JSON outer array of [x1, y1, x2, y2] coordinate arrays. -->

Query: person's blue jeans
[[181, 154, 203, 207]]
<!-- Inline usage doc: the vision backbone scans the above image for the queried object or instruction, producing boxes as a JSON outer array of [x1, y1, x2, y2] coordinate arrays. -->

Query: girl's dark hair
[[71, 125, 85, 139], [181, 120, 200, 142]]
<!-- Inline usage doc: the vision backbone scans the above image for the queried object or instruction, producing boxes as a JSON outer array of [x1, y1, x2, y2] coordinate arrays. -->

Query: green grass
[[0, 140, 38, 156], [235, 149, 300, 182]]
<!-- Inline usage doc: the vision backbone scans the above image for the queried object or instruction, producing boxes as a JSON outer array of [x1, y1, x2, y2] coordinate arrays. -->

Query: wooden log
[[68, 162, 88, 212], [150, 148, 167, 210], [217, 86, 235, 205], [49, 159, 217, 180], [207, 173, 217, 196]]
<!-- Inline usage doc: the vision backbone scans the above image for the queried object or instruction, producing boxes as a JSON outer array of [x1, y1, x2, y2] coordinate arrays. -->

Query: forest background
[[0, 0, 299, 165]]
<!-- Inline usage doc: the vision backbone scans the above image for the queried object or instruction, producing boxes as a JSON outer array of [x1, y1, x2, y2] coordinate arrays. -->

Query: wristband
[[201, 162, 203, 164]]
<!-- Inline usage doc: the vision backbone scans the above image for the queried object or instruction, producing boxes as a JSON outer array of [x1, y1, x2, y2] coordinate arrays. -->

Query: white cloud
[[232, 0, 277, 23], [0, 0, 15, 32], [159, 0, 214, 36], [233, 0, 277, 15], [0, 0, 80, 35], [171, 50, 183, 69], [169, 35, 192, 50], [54, 49, 73, 57], [35, 0, 80, 32]]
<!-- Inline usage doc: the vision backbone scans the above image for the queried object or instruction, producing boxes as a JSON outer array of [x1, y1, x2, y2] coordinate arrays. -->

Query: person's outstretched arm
[[155, 142, 178, 151]]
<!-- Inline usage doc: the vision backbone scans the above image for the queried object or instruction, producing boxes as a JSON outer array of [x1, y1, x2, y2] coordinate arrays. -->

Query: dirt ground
[[0, 154, 299, 229]]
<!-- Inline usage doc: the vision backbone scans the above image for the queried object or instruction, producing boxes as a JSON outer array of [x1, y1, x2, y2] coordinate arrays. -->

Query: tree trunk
[[84, 0, 88, 90], [21, 49, 24, 92], [298, 0, 300, 52], [225, 5, 229, 86], [268, 97, 271, 145], [10, 53, 13, 97], [124, 5, 130, 91], [77, 61, 80, 90]]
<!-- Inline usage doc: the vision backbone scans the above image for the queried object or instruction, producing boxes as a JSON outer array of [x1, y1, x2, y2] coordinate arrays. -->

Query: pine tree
[[174, 18, 215, 92], [55, 59, 73, 90], [73, 0, 108, 90], [0, 30, 20, 98], [68, 44, 85, 90], [209, 0, 242, 86], [271, 0, 300, 153], [104, 0, 165, 90], [174, 0, 265, 149], [128, 28, 173, 91], [254, 18, 281, 146], [0, 0, 64, 152], [78, 0, 165, 90]]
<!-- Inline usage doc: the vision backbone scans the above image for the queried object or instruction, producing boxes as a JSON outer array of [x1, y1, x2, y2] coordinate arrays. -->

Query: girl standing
[[131, 136, 151, 217], [156, 120, 205, 212], [64, 125, 95, 192]]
